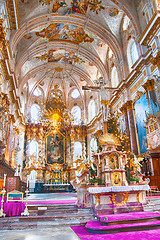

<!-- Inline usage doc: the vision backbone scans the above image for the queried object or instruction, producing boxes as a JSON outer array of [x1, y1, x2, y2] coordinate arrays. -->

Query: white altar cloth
[[43, 183, 70, 186], [88, 185, 150, 194]]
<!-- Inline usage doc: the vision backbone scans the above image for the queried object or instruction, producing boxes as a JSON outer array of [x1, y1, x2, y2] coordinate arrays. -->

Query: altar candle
[[98, 153, 100, 164], [3, 174, 7, 187], [27, 175, 29, 188]]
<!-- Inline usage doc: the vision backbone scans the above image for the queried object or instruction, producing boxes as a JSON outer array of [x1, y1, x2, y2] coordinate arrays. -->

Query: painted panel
[[46, 132, 64, 164], [134, 94, 149, 154]]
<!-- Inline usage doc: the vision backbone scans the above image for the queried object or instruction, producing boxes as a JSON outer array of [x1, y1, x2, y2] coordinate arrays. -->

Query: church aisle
[[0, 226, 80, 240]]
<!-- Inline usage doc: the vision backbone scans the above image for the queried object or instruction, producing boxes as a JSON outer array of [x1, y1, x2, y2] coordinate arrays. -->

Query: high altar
[[72, 133, 149, 215], [22, 88, 87, 192]]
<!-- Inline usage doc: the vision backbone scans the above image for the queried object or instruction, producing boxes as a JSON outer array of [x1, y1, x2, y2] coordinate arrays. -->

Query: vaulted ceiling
[[9, 0, 141, 114]]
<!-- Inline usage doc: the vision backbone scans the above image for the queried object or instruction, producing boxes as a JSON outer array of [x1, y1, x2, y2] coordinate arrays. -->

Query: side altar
[[72, 133, 150, 214]]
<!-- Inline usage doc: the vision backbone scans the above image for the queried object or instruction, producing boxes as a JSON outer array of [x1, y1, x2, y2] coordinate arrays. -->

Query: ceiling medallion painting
[[36, 23, 94, 44], [39, 0, 105, 15], [109, 8, 119, 17], [36, 49, 85, 64]]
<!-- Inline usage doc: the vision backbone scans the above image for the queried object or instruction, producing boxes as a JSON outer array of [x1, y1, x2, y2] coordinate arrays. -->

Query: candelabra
[[21, 188, 29, 216], [0, 188, 6, 217]]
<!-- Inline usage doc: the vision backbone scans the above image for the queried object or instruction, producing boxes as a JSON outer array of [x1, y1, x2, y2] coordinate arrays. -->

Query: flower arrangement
[[129, 170, 139, 183], [90, 175, 101, 185]]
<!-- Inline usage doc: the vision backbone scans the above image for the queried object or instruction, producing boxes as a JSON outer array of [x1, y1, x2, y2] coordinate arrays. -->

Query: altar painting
[[46, 132, 65, 165], [134, 94, 149, 154]]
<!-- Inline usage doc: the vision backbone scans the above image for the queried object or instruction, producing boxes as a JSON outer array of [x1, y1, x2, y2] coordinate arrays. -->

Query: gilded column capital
[[126, 101, 134, 111], [142, 79, 155, 92], [120, 104, 127, 114], [10, 114, 16, 123], [101, 100, 110, 107]]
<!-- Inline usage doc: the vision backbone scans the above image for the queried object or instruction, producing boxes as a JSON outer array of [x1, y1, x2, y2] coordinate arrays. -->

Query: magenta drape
[[3, 201, 25, 217]]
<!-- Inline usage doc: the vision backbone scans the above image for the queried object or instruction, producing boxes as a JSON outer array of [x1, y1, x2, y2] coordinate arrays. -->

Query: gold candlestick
[[21, 189, 29, 216], [0, 188, 6, 217]]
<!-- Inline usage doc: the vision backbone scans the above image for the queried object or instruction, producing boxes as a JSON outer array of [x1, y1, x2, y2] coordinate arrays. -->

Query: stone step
[[0, 219, 87, 230], [0, 215, 94, 230], [86, 220, 160, 234], [29, 210, 93, 217], [28, 205, 93, 216], [28, 204, 76, 209]]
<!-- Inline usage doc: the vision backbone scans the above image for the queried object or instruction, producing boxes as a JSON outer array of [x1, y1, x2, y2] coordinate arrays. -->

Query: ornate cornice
[[5, 0, 19, 30], [87, 111, 102, 131], [151, 51, 160, 68], [133, 91, 144, 103], [110, 50, 156, 108], [139, 12, 160, 46]]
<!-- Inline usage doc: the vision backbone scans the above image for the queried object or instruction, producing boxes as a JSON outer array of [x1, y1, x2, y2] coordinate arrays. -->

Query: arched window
[[127, 39, 139, 72], [71, 89, 80, 98], [90, 138, 98, 160], [31, 104, 40, 122], [71, 106, 81, 125], [111, 66, 119, 87], [74, 141, 82, 161], [33, 88, 41, 97], [88, 100, 96, 122], [108, 48, 113, 59], [123, 15, 130, 31], [21, 96, 25, 114]]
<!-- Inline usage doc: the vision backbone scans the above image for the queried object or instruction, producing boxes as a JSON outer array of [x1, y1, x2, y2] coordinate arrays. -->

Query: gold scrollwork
[[137, 191, 144, 203], [111, 193, 128, 206], [94, 193, 100, 207]]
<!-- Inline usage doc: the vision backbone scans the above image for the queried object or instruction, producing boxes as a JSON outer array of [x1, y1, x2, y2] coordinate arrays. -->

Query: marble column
[[143, 79, 160, 115], [82, 136, 86, 160], [126, 101, 138, 155], [70, 129, 75, 167], [120, 104, 130, 136], [101, 100, 110, 134], [66, 137, 71, 165]]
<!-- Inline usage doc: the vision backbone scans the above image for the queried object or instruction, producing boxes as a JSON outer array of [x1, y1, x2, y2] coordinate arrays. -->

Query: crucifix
[[82, 77, 120, 134]]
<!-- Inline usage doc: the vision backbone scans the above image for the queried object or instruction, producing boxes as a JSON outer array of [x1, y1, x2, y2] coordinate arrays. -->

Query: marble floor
[[0, 193, 80, 240], [27, 192, 77, 201], [0, 226, 80, 240]]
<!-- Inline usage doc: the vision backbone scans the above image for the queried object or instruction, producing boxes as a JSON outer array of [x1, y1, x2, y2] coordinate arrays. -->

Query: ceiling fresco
[[36, 49, 86, 65], [35, 23, 94, 43]]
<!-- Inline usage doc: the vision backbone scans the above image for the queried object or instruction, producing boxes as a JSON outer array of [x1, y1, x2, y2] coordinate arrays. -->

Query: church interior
[[0, 0, 160, 239]]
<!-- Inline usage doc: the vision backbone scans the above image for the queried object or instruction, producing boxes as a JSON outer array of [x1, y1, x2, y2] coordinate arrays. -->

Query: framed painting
[[134, 94, 149, 154], [46, 131, 65, 165]]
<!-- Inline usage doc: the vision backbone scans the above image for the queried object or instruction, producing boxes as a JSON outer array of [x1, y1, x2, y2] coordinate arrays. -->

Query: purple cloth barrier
[[3, 201, 25, 217]]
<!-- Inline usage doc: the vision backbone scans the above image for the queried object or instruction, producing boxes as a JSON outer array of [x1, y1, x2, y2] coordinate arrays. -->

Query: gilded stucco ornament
[[111, 193, 128, 206], [99, 133, 121, 146]]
